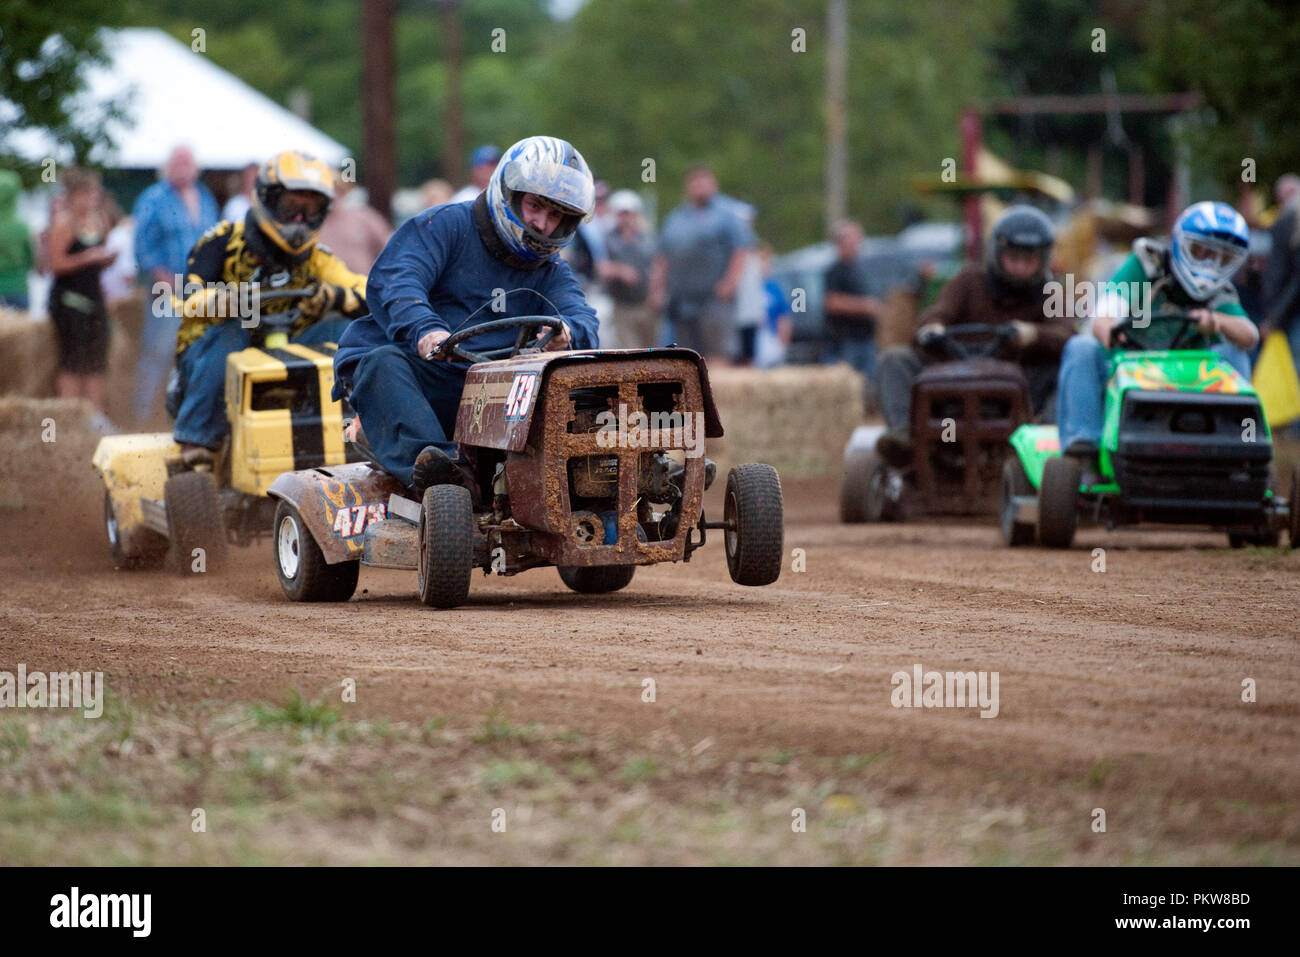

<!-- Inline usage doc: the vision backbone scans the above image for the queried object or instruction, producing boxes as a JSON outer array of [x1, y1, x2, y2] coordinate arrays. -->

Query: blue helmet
[[1169, 201, 1249, 301], [484, 136, 595, 264]]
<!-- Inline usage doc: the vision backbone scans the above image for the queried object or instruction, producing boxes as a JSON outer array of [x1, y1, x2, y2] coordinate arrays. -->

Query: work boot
[[410, 445, 455, 498], [411, 446, 482, 508], [1062, 439, 1102, 485], [876, 429, 914, 468], [179, 443, 215, 469]]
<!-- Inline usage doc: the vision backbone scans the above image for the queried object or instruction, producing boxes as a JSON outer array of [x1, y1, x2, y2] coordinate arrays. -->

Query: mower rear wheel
[[1000, 457, 1036, 547], [724, 463, 784, 586], [1037, 456, 1080, 549], [1228, 529, 1280, 549], [840, 448, 897, 523], [417, 484, 474, 609], [557, 564, 636, 594], [164, 470, 228, 575], [1290, 465, 1300, 549], [274, 499, 359, 601]]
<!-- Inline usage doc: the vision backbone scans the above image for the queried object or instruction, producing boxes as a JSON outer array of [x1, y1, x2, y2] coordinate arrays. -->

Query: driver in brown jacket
[[874, 205, 1073, 466]]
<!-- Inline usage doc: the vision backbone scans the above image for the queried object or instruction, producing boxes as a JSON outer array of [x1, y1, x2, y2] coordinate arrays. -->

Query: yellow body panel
[[224, 344, 348, 496], [92, 433, 179, 544]]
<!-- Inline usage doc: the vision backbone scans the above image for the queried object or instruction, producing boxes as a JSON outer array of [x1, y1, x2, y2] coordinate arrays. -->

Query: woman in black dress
[[47, 167, 116, 411]]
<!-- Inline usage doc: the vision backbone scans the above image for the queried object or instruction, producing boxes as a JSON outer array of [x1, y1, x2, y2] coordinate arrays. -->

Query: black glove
[[299, 282, 342, 321]]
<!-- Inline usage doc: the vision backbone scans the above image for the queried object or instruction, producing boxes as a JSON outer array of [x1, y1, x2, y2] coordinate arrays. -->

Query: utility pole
[[362, 0, 397, 221], [826, 0, 847, 233], [441, 0, 465, 188]]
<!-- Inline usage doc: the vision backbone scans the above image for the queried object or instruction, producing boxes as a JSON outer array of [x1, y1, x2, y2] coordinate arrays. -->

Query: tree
[[0, 0, 131, 180], [1142, 0, 1300, 196]]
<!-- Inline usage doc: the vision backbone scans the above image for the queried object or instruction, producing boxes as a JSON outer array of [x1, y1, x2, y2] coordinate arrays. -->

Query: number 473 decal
[[332, 502, 387, 538], [504, 372, 538, 421]]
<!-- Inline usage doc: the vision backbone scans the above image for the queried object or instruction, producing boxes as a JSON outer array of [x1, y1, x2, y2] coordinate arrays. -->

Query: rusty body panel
[[455, 348, 723, 451], [268, 462, 408, 564], [496, 354, 715, 568], [909, 358, 1030, 516]]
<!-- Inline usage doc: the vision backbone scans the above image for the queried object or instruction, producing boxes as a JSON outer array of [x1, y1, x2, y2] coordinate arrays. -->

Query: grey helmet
[[988, 204, 1055, 289], [484, 136, 595, 264]]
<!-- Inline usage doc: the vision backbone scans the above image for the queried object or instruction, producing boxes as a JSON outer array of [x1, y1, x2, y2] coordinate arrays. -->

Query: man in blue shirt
[[334, 135, 599, 497], [131, 145, 218, 423]]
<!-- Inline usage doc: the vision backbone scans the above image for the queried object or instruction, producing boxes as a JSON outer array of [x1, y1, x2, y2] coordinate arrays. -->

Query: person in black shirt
[[824, 219, 885, 383]]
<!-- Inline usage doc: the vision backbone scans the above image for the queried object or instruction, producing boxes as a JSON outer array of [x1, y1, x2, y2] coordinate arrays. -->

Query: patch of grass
[[474, 704, 538, 743], [250, 691, 340, 733], [1086, 758, 1114, 789], [763, 749, 795, 766], [0, 720, 30, 756], [481, 759, 554, 792], [837, 752, 885, 773], [619, 756, 660, 784], [566, 757, 596, 782]]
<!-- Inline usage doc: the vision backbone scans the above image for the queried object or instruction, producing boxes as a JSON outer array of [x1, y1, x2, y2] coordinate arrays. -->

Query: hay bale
[[707, 364, 864, 477], [0, 308, 57, 397]]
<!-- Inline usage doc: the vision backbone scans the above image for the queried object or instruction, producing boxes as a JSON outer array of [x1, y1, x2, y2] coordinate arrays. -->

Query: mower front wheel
[[274, 499, 359, 602], [1037, 456, 1080, 549], [724, 463, 784, 586], [417, 484, 475, 609], [1000, 457, 1036, 547]]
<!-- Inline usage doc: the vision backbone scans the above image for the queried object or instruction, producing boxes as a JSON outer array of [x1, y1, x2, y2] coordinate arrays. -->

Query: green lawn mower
[[1001, 312, 1297, 549]]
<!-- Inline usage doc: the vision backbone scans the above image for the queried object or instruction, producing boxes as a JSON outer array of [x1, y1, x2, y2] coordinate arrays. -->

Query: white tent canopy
[[2, 28, 351, 170]]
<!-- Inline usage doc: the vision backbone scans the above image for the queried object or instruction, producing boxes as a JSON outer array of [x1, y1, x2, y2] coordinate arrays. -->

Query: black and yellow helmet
[[250, 150, 335, 262]]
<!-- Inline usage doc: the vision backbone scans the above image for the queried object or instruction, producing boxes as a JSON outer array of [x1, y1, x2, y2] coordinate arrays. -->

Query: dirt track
[[3, 471, 1297, 864]]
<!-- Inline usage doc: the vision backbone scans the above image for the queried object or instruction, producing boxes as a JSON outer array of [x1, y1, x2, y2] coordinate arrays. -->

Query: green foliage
[[0, 0, 133, 178], [1142, 0, 1300, 192], [533, 0, 999, 244]]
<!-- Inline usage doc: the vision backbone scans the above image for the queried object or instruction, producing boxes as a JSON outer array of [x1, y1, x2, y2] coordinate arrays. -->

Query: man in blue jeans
[[333, 136, 600, 497], [171, 151, 368, 463], [1057, 201, 1258, 469], [133, 146, 219, 423]]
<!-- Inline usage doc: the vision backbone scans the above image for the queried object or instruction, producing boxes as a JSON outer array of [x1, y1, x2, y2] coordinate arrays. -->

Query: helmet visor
[[1185, 237, 1243, 269], [273, 189, 329, 229]]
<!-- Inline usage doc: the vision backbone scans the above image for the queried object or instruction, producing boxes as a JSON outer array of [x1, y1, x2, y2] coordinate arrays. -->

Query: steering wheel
[[916, 322, 1019, 360], [246, 288, 313, 342], [433, 315, 566, 364], [1111, 310, 1204, 352]]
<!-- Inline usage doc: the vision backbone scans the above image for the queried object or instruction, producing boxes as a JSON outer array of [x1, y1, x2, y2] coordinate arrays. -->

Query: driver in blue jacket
[[333, 136, 600, 497]]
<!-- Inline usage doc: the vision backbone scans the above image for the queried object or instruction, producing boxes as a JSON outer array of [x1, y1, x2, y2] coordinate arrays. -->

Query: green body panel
[[1010, 345, 1262, 496]]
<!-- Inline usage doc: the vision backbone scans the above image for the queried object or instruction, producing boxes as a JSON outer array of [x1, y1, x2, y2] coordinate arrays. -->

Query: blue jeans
[[173, 317, 350, 448], [1056, 334, 1253, 450], [833, 335, 877, 381], [0, 291, 29, 310], [133, 296, 182, 422], [340, 345, 469, 486]]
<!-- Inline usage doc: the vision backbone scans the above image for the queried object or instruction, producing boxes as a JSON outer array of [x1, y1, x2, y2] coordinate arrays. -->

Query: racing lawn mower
[[266, 316, 785, 608], [841, 323, 1033, 523], [1001, 312, 1297, 548], [93, 289, 361, 573]]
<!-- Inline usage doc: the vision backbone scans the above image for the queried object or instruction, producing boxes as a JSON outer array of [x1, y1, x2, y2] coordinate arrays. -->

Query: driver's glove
[[915, 322, 946, 348], [1010, 320, 1038, 348], [299, 282, 344, 322]]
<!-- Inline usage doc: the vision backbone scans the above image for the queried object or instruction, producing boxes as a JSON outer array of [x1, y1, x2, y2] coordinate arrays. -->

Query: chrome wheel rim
[[277, 515, 301, 579]]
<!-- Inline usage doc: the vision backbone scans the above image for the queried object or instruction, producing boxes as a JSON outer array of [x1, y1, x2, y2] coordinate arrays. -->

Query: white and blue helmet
[[1169, 201, 1249, 301], [485, 136, 595, 263]]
